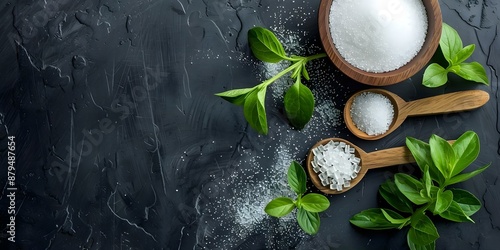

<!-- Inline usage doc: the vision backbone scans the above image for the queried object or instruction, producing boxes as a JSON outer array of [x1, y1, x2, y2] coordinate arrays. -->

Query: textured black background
[[1, 0, 499, 249]]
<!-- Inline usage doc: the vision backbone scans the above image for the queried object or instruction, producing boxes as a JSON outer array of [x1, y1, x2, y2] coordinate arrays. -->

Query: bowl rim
[[318, 0, 442, 86]]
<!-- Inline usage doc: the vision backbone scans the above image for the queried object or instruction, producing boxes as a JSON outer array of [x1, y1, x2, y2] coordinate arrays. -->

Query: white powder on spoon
[[350, 92, 394, 136], [329, 0, 428, 73]]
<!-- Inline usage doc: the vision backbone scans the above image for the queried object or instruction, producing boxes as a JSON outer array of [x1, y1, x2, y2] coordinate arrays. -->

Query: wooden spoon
[[306, 138, 416, 195], [344, 89, 490, 140]]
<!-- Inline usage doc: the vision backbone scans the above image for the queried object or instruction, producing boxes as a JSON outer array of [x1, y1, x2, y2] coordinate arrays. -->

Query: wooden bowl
[[318, 0, 442, 85]]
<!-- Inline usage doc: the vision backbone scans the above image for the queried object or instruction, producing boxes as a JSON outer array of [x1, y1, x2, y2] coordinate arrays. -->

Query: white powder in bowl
[[350, 92, 394, 136], [329, 0, 428, 73]]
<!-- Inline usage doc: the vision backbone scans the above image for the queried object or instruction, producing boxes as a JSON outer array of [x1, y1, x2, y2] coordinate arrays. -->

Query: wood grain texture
[[318, 0, 442, 85], [343, 89, 490, 140]]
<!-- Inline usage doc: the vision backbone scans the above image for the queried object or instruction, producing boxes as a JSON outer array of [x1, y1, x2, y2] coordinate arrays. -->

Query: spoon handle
[[362, 146, 415, 170], [362, 140, 456, 170], [403, 90, 489, 116]]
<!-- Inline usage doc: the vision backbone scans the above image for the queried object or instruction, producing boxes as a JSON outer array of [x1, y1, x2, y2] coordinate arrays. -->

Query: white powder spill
[[350, 92, 394, 136], [198, 4, 350, 248], [311, 140, 361, 191], [197, 144, 303, 249], [329, 0, 428, 73]]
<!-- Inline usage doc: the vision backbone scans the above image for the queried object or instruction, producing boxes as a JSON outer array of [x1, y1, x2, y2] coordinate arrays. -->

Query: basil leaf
[[432, 189, 453, 215], [379, 179, 414, 213], [406, 137, 445, 185], [297, 207, 320, 235], [446, 163, 490, 186], [422, 63, 449, 88], [287, 161, 307, 195], [451, 131, 480, 177], [350, 208, 405, 230], [450, 188, 481, 216], [264, 197, 295, 217], [408, 214, 439, 246], [301, 193, 330, 213], [301, 64, 310, 80], [248, 27, 288, 63], [440, 22, 463, 64], [454, 44, 475, 64], [243, 87, 268, 135], [284, 78, 315, 129], [439, 200, 474, 223], [215, 87, 255, 106], [422, 165, 432, 198], [455, 62, 489, 85], [381, 209, 410, 228], [407, 231, 436, 250], [395, 173, 429, 205], [429, 134, 456, 179]]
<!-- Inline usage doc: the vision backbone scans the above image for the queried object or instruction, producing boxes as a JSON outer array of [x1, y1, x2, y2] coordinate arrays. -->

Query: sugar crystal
[[310, 140, 361, 191], [350, 92, 394, 136], [329, 0, 428, 73]]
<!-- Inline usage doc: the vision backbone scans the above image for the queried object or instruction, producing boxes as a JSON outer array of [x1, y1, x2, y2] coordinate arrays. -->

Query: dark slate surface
[[0, 0, 499, 249]]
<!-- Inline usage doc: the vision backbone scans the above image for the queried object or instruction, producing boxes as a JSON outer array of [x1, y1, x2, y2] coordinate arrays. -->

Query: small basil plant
[[350, 131, 489, 249], [423, 22, 489, 87], [265, 161, 330, 235], [216, 27, 326, 135]]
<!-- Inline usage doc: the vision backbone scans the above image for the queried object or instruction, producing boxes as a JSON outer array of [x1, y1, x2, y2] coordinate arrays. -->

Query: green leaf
[[422, 165, 432, 198], [248, 27, 288, 63], [407, 231, 436, 250], [432, 189, 453, 215], [429, 134, 456, 179], [439, 200, 474, 223], [406, 137, 445, 185], [301, 193, 330, 213], [408, 214, 439, 245], [287, 161, 307, 195], [284, 78, 315, 129], [395, 173, 429, 205], [381, 209, 410, 228], [451, 131, 480, 177], [455, 62, 489, 85], [215, 87, 255, 106], [446, 163, 490, 186], [301, 64, 310, 80], [243, 87, 268, 134], [454, 44, 475, 64], [379, 179, 414, 213], [297, 207, 320, 235], [422, 63, 449, 88], [350, 208, 405, 230], [264, 197, 295, 217], [440, 22, 463, 64], [450, 188, 482, 216]]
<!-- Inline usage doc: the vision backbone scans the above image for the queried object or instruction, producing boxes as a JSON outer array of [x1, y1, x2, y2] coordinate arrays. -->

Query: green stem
[[262, 53, 326, 88], [295, 194, 303, 209], [262, 62, 301, 87], [305, 53, 327, 62]]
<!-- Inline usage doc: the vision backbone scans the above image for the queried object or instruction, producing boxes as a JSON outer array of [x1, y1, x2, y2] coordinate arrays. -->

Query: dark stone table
[[1, 0, 498, 249]]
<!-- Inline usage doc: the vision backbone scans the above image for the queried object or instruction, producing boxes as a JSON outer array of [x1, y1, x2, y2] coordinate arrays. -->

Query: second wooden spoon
[[344, 89, 490, 140]]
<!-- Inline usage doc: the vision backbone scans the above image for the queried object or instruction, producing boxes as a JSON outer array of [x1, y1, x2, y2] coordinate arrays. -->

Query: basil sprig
[[423, 23, 489, 87], [350, 131, 489, 249], [265, 161, 330, 235], [216, 27, 326, 134]]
